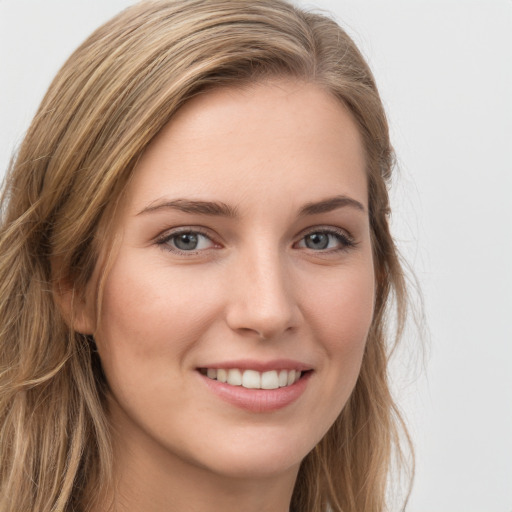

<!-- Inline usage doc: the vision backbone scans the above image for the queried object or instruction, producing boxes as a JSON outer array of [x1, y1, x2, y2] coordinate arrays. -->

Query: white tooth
[[217, 368, 227, 383], [294, 371, 302, 383], [227, 368, 242, 386], [206, 368, 217, 379], [242, 370, 261, 389], [287, 370, 296, 386], [261, 370, 279, 389], [278, 370, 288, 387]]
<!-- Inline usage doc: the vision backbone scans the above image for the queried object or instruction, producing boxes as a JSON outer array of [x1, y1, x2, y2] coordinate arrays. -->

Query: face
[[83, 80, 375, 482]]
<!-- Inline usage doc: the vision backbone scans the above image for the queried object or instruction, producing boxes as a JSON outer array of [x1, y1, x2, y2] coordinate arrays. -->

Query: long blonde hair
[[0, 1, 412, 510]]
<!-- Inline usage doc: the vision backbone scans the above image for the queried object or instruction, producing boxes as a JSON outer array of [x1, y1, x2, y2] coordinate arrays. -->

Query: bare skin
[[81, 80, 375, 512]]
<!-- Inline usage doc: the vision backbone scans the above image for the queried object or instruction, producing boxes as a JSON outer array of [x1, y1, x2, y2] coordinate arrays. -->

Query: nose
[[225, 247, 302, 340]]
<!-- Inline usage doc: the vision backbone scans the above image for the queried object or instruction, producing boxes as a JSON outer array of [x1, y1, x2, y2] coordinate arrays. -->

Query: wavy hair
[[0, 1, 413, 510]]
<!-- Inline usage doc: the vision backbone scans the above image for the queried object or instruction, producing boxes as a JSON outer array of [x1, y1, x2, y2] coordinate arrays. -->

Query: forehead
[[126, 79, 367, 215]]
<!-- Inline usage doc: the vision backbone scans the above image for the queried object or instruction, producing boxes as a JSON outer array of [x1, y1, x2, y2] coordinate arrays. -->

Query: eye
[[157, 229, 216, 253], [295, 229, 355, 252]]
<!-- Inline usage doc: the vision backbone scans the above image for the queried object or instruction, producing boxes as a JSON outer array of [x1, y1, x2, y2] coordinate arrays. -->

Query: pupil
[[306, 233, 328, 250], [175, 233, 198, 250]]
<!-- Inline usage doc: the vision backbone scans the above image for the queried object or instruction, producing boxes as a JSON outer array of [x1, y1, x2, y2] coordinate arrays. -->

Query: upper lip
[[197, 359, 313, 372]]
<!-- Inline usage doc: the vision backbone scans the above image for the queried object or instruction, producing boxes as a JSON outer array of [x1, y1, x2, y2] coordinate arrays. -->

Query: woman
[[0, 1, 412, 511]]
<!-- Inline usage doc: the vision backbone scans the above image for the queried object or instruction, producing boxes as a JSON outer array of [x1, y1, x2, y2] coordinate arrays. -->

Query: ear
[[53, 278, 96, 335]]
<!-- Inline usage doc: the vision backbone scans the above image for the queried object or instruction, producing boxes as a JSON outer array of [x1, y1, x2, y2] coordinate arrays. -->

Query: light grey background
[[1, 1, 511, 511]]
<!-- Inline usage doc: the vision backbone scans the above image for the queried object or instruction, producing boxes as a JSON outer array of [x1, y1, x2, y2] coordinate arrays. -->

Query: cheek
[[292, 261, 375, 444], [302, 257, 375, 416], [98, 259, 212, 341], [305, 263, 375, 354], [92, 256, 225, 394], [92, 258, 226, 422]]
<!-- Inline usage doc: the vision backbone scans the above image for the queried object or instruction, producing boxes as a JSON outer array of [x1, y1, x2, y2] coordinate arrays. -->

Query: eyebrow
[[137, 194, 365, 218], [137, 199, 238, 217], [299, 195, 366, 216]]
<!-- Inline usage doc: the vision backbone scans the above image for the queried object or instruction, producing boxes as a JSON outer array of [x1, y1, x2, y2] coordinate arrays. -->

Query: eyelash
[[295, 227, 357, 253], [156, 228, 216, 255], [155, 226, 357, 255]]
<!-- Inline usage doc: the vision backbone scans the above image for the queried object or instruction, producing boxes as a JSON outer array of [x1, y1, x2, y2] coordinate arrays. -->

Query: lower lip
[[199, 371, 312, 413]]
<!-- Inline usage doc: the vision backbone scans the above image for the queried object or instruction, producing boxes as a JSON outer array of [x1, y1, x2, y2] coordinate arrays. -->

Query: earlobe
[[53, 280, 96, 335]]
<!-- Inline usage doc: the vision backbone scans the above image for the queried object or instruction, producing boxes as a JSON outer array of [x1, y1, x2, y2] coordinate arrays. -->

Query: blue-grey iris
[[305, 233, 329, 250], [174, 233, 199, 250]]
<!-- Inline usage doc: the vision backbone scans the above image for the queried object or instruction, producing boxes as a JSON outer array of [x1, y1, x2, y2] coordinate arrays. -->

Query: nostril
[[226, 302, 301, 341]]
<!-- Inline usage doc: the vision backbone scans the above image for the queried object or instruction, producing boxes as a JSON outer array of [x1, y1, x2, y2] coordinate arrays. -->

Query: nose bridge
[[226, 240, 299, 339]]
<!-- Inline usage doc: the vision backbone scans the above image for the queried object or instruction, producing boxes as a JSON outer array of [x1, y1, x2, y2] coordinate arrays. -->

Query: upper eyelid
[[155, 228, 219, 254], [296, 225, 354, 240], [293, 226, 357, 251], [154, 224, 355, 246], [155, 226, 216, 241]]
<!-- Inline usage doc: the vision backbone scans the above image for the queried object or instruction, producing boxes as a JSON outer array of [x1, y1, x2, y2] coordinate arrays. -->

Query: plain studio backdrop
[[1, 1, 511, 511]]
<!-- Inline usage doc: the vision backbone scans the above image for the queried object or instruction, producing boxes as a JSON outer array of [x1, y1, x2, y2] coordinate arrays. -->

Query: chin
[[188, 425, 321, 480], [199, 451, 303, 481]]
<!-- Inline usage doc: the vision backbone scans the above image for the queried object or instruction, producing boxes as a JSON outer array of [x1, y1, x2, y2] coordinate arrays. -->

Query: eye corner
[[155, 227, 221, 255], [294, 226, 357, 253]]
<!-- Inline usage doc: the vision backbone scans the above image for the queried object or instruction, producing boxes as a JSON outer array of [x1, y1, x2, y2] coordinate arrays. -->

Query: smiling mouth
[[198, 368, 305, 390]]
